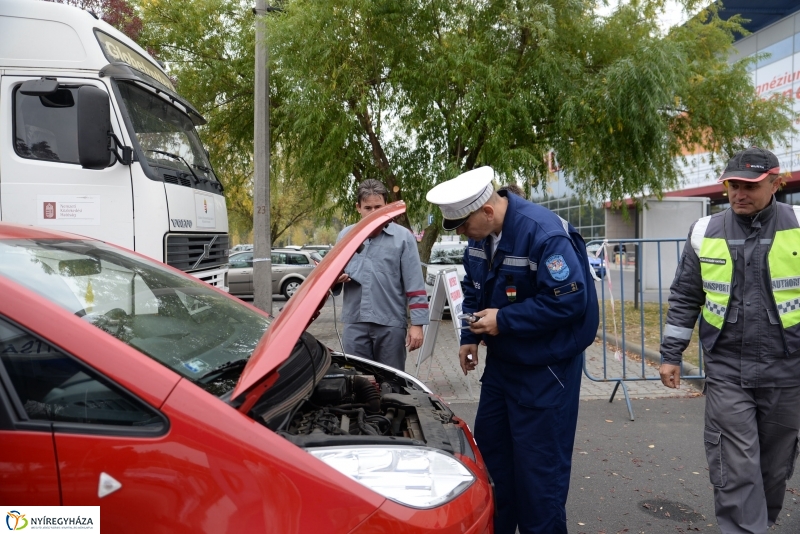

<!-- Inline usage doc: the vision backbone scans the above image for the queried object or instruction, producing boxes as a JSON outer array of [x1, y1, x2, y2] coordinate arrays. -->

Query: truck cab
[[0, 0, 229, 288]]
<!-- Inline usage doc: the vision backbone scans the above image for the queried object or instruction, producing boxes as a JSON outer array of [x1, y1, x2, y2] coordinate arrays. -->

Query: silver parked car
[[229, 243, 253, 255], [227, 248, 322, 299]]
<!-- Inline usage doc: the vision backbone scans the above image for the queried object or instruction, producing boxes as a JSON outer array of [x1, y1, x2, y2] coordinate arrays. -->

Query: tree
[[49, 0, 143, 41], [267, 0, 792, 257], [137, 0, 319, 241]]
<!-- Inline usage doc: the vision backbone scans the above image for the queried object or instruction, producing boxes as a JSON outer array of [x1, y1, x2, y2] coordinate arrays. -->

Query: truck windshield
[[0, 238, 269, 397], [117, 82, 218, 182]]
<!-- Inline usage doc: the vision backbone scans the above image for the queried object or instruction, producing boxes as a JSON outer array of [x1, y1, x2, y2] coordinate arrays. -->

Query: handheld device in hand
[[458, 313, 479, 323]]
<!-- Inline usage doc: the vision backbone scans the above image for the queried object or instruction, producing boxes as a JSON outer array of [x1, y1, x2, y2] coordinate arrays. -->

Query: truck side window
[[0, 316, 165, 431], [14, 86, 80, 164]]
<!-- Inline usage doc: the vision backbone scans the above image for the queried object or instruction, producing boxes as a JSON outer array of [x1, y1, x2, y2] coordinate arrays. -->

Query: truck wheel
[[282, 279, 302, 299]]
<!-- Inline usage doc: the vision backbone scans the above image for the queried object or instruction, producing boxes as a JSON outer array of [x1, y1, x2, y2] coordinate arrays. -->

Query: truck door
[[0, 76, 134, 248]]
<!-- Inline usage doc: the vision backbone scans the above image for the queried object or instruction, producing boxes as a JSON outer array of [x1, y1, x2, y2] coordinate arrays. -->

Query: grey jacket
[[660, 199, 800, 387], [336, 222, 430, 328]]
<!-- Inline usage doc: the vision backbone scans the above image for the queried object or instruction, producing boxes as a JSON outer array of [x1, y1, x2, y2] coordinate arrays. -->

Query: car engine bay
[[278, 355, 475, 460]]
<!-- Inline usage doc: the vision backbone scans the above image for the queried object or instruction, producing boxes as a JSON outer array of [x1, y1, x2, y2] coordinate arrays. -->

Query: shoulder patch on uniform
[[554, 282, 578, 297], [545, 254, 570, 281]]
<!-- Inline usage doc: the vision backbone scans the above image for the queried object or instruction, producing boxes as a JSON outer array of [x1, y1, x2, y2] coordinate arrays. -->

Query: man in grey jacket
[[335, 179, 429, 370], [659, 147, 800, 534]]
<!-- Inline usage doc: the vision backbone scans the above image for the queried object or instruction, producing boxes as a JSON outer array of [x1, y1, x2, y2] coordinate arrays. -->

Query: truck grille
[[165, 233, 229, 272], [164, 174, 193, 187]]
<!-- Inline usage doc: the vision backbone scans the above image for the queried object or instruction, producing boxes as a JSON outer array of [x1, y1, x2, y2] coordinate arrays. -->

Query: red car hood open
[[233, 201, 407, 409]]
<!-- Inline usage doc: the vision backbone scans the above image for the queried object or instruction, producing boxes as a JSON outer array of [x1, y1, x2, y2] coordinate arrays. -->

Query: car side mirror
[[76, 86, 132, 169]]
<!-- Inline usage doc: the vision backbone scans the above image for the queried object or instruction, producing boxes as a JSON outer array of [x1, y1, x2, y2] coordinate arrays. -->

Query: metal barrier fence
[[583, 238, 706, 420]]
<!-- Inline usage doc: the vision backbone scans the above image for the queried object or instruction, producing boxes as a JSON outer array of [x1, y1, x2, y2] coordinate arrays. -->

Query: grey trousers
[[343, 322, 407, 371], [704, 378, 800, 534]]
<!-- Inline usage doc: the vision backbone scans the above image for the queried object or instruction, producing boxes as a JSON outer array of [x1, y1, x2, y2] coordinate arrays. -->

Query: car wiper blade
[[146, 149, 202, 184], [197, 358, 249, 382], [191, 162, 212, 174]]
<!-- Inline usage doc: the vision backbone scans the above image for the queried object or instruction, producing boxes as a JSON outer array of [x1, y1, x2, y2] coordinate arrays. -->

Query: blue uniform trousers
[[474, 353, 582, 534]]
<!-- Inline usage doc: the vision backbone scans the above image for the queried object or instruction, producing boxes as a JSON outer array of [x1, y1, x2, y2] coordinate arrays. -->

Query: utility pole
[[253, 0, 272, 314]]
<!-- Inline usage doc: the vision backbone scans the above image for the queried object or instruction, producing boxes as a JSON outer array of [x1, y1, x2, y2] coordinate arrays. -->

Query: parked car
[[588, 252, 606, 279], [302, 244, 332, 257], [229, 243, 253, 255], [585, 239, 604, 257], [423, 242, 467, 314], [424, 242, 467, 289], [0, 203, 493, 532], [227, 248, 322, 299]]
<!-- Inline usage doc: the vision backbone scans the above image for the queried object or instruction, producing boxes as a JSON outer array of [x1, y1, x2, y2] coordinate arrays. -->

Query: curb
[[595, 331, 705, 393]]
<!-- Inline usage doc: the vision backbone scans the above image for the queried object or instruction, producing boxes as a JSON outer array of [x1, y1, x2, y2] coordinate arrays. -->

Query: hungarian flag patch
[[506, 286, 517, 302]]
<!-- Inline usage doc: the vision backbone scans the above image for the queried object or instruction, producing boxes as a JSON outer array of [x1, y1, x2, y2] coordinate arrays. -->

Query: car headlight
[[307, 446, 475, 508]]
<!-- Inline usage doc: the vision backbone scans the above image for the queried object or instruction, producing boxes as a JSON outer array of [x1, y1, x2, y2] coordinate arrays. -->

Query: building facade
[[668, 5, 800, 212]]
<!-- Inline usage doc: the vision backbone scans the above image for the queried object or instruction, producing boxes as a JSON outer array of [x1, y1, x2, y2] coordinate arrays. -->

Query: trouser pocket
[[704, 427, 726, 487], [787, 436, 800, 481]]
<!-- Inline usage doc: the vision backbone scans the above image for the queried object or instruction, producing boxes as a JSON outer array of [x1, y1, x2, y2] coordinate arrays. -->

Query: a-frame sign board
[[414, 268, 475, 399]]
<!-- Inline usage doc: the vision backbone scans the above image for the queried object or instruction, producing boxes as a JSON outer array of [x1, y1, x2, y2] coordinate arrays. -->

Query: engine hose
[[329, 404, 367, 411], [365, 414, 392, 435], [356, 408, 379, 435], [353, 376, 381, 414]]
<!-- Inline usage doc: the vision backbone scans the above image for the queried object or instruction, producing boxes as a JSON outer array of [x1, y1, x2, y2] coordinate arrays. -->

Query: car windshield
[[0, 239, 269, 396], [429, 245, 466, 265], [117, 81, 218, 182]]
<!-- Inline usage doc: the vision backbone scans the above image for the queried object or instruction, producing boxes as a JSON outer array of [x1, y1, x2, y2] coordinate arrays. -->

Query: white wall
[[640, 197, 708, 290]]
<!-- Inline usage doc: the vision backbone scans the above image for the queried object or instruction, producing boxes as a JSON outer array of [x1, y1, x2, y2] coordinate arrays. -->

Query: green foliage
[[137, 0, 794, 248], [137, 0, 317, 241], [137, 0, 257, 237], [268, 0, 792, 231]]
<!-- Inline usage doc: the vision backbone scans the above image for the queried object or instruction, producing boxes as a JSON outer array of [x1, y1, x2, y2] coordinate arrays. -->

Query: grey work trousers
[[343, 322, 407, 371], [704, 378, 800, 534]]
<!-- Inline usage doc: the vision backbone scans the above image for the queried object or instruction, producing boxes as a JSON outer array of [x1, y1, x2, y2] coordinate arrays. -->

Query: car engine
[[278, 357, 475, 460]]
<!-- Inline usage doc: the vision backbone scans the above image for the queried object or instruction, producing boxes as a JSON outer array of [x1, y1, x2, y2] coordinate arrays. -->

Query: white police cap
[[426, 166, 495, 230]]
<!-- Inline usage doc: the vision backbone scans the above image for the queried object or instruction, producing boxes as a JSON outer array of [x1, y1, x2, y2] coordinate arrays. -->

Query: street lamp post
[[253, 0, 272, 314]]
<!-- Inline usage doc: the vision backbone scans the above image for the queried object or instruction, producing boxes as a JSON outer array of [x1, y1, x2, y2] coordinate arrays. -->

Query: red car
[[0, 202, 493, 533]]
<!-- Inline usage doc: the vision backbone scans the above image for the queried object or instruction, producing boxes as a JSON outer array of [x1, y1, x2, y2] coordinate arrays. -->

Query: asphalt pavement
[[264, 293, 800, 533], [455, 398, 800, 534]]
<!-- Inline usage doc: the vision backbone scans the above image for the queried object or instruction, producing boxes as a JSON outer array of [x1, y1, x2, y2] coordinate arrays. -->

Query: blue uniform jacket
[[461, 192, 599, 367]]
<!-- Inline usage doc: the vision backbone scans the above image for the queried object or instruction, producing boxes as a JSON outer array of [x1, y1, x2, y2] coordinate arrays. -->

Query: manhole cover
[[638, 498, 706, 523]]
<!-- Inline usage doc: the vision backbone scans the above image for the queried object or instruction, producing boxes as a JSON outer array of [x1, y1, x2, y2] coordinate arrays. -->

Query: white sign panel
[[37, 195, 100, 226], [194, 193, 216, 228], [444, 270, 464, 316], [415, 268, 474, 398], [4, 506, 100, 532]]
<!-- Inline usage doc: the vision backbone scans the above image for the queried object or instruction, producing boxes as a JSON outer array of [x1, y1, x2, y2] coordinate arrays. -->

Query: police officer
[[659, 147, 800, 534], [427, 167, 599, 534]]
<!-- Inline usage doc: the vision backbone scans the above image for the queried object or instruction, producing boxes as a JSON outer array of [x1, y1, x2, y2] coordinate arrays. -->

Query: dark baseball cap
[[717, 147, 780, 183]]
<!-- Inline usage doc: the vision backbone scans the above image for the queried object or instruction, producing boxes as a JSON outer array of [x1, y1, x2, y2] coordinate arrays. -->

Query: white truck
[[0, 0, 229, 288]]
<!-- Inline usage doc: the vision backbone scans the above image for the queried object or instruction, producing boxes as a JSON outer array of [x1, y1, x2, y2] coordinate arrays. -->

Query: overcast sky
[[595, 0, 697, 33]]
